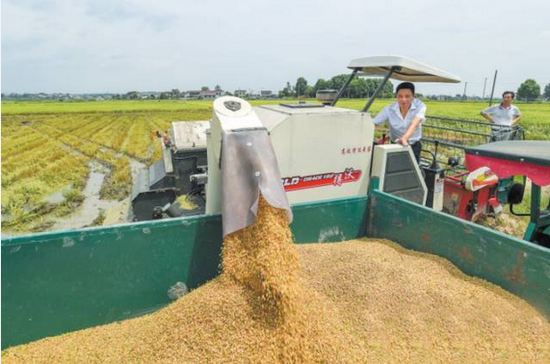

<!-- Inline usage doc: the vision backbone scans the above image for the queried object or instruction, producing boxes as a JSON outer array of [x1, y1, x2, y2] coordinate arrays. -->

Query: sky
[[2, 0, 550, 96]]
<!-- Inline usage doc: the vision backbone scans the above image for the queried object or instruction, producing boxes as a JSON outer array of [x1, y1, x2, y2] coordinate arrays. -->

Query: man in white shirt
[[373, 82, 426, 163], [481, 91, 521, 141]]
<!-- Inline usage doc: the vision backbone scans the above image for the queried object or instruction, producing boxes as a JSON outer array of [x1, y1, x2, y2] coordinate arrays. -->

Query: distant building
[[186, 90, 201, 99], [234, 90, 247, 98], [260, 90, 275, 99], [200, 90, 222, 99]]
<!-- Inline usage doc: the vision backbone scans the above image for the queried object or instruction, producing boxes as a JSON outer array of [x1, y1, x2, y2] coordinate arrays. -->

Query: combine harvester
[[2, 56, 549, 350]]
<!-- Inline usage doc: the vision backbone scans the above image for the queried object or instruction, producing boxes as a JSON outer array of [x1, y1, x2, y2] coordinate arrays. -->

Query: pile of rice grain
[[2, 197, 549, 363]]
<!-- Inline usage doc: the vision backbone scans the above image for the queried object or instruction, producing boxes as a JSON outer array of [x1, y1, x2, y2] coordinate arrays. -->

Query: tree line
[[3, 78, 549, 101], [517, 79, 549, 101], [278, 75, 394, 99]]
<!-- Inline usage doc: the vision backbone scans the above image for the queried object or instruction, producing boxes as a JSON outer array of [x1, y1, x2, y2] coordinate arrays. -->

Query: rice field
[[1, 99, 549, 235], [1, 107, 208, 233]]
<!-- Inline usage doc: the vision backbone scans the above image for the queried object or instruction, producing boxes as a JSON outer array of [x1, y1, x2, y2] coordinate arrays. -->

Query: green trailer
[[2, 180, 550, 349]]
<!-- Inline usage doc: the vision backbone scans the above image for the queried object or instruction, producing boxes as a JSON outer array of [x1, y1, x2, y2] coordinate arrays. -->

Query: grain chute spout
[[208, 96, 292, 235]]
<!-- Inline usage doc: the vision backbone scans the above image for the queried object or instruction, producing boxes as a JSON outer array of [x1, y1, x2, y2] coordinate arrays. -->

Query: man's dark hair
[[396, 82, 415, 95], [502, 91, 515, 99]]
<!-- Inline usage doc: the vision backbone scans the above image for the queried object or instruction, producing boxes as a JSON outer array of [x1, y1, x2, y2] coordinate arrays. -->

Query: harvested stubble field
[[2, 198, 549, 364], [1, 99, 549, 235]]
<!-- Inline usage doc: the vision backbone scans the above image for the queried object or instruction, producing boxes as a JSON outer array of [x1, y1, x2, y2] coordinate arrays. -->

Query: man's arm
[[396, 103, 426, 146], [396, 117, 422, 146], [372, 107, 389, 126], [512, 115, 522, 125], [481, 106, 496, 123], [481, 113, 495, 123]]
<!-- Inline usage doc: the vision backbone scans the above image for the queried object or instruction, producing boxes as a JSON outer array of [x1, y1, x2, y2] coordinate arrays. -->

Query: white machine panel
[[172, 121, 209, 150], [255, 104, 375, 205], [205, 97, 268, 214], [205, 100, 376, 213]]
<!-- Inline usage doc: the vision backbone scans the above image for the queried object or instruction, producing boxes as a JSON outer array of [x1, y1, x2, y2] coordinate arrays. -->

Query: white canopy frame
[[331, 55, 461, 112]]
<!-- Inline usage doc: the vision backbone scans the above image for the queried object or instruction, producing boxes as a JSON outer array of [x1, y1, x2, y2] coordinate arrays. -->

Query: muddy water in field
[[51, 162, 120, 231], [102, 158, 146, 225], [129, 159, 147, 182], [48, 157, 147, 231], [43, 188, 69, 204]]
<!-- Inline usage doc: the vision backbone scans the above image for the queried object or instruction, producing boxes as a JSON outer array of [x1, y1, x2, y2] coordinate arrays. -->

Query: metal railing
[[421, 115, 524, 166]]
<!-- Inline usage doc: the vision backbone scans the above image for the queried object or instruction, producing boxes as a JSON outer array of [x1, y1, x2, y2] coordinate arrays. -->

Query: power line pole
[[462, 82, 468, 100], [489, 70, 498, 106], [482, 77, 487, 101]]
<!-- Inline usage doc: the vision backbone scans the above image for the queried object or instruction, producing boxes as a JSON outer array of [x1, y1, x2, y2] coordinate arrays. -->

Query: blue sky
[[2, 0, 550, 96]]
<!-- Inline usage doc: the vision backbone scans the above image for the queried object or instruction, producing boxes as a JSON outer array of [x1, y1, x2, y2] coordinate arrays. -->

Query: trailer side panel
[[1, 196, 366, 349]]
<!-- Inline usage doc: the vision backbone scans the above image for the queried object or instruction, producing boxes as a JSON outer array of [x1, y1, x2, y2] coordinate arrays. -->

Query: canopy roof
[[466, 141, 550, 167], [348, 55, 461, 83]]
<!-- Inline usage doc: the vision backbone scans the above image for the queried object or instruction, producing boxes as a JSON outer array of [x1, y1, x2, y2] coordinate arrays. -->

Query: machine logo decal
[[224, 100, 242, 112], [341, 146, 371, 155], [282, 168, 362, 191]]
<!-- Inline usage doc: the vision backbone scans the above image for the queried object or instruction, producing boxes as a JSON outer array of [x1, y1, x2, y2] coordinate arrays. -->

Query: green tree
[[125, 91, 139, 99], [215, 85, 222, 91], [159, 92, 168, 100], [305, 86, 316, 98], [314, 78, 329, 92], [280, 81, 294, 98], [517, 79, 540, 101], [361, 79, 393, 98], [171, 89, 180, 99], [368, 79, 394, 98], [544, 84, 550, 100], [382, 80, 394, 98], [328, 74, 350, 93], [201, 86, 209, 91], [295, 77, 308, 97], [348, 78, 368, 98]]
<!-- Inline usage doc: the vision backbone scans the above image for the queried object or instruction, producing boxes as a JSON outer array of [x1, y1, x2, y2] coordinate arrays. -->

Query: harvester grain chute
[[2, 56, 550, 352]]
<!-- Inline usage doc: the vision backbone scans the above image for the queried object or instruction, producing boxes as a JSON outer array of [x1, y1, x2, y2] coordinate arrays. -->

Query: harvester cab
[[131, 55, 462, 221]]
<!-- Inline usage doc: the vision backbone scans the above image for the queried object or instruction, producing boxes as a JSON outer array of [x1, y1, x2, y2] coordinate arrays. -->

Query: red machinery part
[[466, 148, 550, 187], [443, 172, 494, 222]]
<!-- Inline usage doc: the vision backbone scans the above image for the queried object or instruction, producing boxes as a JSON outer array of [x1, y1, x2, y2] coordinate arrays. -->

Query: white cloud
[[2, 0, 549, 94]]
